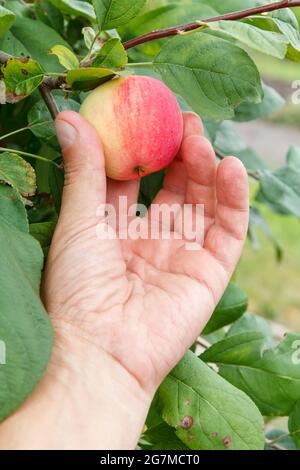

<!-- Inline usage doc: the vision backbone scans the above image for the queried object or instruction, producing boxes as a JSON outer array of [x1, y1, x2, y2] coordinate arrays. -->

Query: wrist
[[0, 322, 153, 450], [49, 322, 153, 449]]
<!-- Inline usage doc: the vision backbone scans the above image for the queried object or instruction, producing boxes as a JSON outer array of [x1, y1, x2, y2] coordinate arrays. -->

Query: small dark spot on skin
[[21, 68, 28, 75], [184, 400, 191, 406], [211, 432, 218, 438], [19, 57, 30, 63], [180, 416, 193, 430], [223, 436, 232, 448]]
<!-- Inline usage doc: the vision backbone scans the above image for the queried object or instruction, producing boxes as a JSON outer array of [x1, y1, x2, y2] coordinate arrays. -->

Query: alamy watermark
[[291, 80, 300, 104], [0, 340, 6, 365], [95, 196, 204, 251], [292, 339, 300, 365]]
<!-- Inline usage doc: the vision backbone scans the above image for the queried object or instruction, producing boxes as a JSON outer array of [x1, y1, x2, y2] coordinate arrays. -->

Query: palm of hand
[[43, 112, 248, 392]]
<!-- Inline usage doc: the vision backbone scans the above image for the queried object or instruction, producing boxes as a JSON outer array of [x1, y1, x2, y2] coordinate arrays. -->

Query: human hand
[[43, 110, 249, 393], [0, 110, 249, 450]]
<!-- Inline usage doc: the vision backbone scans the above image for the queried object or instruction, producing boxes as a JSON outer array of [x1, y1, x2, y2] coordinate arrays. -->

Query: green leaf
[[207, 20, 288, 59], [0, 215, 53, 421], [143, 422, 189, 450], [202, 328, 226, 346], [142, 410, 189, 450], [201, 332, 300, 416], [258, 164, 300, 219], [158, 351, 264, 450], [139, 170, 165, 207], [29, 221, 55, 255], [49, 44, 79, 70], [66, 67, 115, 90], [28, 93, 80, 148], [265, 429, 298, 450], [255, 148, 300, 215], [272, 9, 300, 61], [247, 8, 300, 62], [0, 152, 36, 196], [154, 33, 263, 120], [35, 0, 64, 33], [92, 38, 127, 68], [287, 145, 300, 170], [92, 0, 146, 30], [0, 30, 29, 59], [234, 83, 285, 122], [207, 0, 264, 14], [288, 399, 300, 449], [202, 283, 248, 335], [48, 0, 96, 22], [0, 184, 28, 232], [227, 312, 273, 339], [82, 26, 97, 50], [27, 193, 56, 224], [1, 57, 44, 102], [119, 3, 218, 60], [0, 5, 16, 37], [201, 117, 220, 144], [214, 121, 267, 172], [248, 206, 283, 261], [10, 16, 72, 71]]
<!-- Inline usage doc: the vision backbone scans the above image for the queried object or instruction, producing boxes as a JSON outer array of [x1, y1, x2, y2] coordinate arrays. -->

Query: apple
[[80, 75, 183, 181]]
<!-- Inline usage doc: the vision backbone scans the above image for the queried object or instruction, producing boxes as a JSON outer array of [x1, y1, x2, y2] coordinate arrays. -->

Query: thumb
[[54, 110, 106, 224]]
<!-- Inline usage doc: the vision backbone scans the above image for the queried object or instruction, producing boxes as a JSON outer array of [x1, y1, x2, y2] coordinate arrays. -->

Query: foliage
[[0, 0, 300, 450]]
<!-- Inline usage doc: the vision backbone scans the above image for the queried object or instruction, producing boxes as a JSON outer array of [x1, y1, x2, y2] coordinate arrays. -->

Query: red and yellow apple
[[80, 75, 183, 181]]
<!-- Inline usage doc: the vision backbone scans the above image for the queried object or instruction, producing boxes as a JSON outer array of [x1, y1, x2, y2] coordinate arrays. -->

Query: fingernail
[[55, 120, 77, 150]]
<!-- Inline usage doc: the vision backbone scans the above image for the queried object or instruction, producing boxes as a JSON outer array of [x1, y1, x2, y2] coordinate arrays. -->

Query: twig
[[0, 0, 299, 122], [123, 0, 297, 50], [215, 149, 260, 181], [38, 83, 59, 119], [265, 439, 288, 450], [1, 1, 299, 92]]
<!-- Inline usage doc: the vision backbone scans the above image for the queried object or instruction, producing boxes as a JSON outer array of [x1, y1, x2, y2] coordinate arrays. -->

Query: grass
[[237, 185, 300, 331]]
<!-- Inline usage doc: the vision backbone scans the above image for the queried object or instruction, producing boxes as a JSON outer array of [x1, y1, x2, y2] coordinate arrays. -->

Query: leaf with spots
[[158, 351, 264, 450], [0, 152, 36, 196], [1, 57, 44, 102]]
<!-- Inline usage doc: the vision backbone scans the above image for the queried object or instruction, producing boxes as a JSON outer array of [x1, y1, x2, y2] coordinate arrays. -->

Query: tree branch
[[123, 0, 299, 50], [1, 0, 300, 120], [38, 83, 59, 119]]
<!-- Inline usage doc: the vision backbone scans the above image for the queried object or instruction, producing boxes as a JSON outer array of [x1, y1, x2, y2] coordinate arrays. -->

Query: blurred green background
[[236, 26, 300, 330]]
